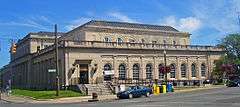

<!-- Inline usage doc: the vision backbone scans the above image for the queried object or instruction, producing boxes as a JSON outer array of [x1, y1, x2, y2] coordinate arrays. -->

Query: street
[[1, 87, 240, 107]]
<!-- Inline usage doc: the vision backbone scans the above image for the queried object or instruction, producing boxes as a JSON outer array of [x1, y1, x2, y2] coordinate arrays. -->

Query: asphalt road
[[1, 87, 240, 107]]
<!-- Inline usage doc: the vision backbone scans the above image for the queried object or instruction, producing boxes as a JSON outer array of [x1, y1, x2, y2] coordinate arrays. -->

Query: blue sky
[[0, 0, 240, 67]]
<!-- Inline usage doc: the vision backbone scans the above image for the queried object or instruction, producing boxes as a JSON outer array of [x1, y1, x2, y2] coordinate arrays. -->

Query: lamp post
[[223, 53, 227, 79], [163, 50, 167, 82]]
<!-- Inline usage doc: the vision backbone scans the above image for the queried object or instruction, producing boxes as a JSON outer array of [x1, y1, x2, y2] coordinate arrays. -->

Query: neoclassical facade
[[0, 20, 225, 89]]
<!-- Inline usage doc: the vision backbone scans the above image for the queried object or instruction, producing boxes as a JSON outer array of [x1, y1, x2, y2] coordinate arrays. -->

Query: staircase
[[82, 84, 113, 95]]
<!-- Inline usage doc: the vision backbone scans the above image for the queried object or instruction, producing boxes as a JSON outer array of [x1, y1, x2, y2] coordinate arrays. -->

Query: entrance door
[[79, 64, 89, 84]]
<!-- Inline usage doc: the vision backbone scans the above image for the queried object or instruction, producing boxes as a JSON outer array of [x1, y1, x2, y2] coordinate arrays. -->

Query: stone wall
[[64, 47, 221, 85]]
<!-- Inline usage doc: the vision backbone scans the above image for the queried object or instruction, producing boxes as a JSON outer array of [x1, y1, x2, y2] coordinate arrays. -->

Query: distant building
[[0, 20, 225, 89]]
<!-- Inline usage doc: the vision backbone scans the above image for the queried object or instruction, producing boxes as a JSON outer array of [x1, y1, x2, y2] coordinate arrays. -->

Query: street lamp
[[163, 50, 167, 82], [223, 53, 228, 79]]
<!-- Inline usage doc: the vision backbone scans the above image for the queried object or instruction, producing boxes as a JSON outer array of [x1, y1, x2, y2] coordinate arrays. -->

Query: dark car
[[117, 86, 152, 99], [227, 79, 240, 87]]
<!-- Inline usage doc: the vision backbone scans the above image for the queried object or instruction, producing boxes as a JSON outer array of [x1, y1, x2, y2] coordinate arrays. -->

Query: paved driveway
[[1, 87, 240, 107]]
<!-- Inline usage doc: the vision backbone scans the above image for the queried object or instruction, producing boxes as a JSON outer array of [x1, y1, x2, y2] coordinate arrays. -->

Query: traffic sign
[[48, 69, 56, 73]]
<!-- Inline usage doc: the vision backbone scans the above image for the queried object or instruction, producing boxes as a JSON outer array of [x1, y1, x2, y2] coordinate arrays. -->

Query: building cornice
[[81, 26, 190, 37]]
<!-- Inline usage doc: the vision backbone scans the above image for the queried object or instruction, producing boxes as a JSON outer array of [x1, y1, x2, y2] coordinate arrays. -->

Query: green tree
[[211, 56, 224, 83], [212, 34, 240, 83], [221, 34, 240, 60]]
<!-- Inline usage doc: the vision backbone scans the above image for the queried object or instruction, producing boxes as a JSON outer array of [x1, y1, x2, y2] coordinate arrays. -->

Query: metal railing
[[78, 84, 88, 95], [105, 81, 115, 94]]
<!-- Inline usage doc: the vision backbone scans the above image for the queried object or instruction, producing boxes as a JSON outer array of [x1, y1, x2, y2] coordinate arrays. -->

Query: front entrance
[[79, 64, 89, 84]]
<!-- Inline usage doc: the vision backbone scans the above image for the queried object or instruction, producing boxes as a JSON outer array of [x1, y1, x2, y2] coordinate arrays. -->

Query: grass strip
[[12, 89, 84, 99]]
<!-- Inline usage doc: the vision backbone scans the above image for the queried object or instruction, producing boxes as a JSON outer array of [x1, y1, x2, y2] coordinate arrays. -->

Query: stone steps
[[84, 84, 113, 95]]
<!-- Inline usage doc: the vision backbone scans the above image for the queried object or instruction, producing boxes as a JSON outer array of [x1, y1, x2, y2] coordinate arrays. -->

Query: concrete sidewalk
[[0, 93, 36, 103], [0, 85, 225, 104], [0, 93, 117, 104], [33, 95, 117, 104], [173, 85, 225, 93]]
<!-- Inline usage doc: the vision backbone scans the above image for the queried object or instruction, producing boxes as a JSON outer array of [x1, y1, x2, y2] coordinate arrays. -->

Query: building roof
[[16, 31, 65, 45], [29, 31, 65, 37], [84, 20, 179, 32]]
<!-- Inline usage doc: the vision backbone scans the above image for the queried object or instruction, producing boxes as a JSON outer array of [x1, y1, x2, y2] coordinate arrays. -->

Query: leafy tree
[[220, 34, 240, 59], [211, 57, 224, 83], [212, 34, 240, 83]]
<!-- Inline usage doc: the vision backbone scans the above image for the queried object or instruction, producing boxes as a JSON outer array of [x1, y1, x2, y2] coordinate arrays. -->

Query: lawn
[[12, 89, 85, 99]]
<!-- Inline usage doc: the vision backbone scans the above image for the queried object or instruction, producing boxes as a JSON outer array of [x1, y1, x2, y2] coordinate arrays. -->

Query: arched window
[[191, 64, 197, 77], [117, 38, 123, 43], [103, 64, 112, 81], [170, 64, 176, 78], [181, 64, 187, 78], [201, 63, 206, 77], [146, 63, 153, 79], [104, 64, 112, 71], [133, 64, 140, 80], [119, 64, 126, 80], [158, 64, 164, 79]]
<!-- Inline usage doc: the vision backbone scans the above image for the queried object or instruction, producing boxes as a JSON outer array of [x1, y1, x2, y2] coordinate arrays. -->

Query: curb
[[1, 85, 225, 104], [0, 98, 28, 104], [31, 95, 117, 104], [174, 86, 225, 93], [1, 98, 13, 103], [151, 85, 225, 97]]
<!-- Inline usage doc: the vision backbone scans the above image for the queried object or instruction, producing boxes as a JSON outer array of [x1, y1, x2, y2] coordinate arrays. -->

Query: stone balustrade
[[62, 40, 224, 52]]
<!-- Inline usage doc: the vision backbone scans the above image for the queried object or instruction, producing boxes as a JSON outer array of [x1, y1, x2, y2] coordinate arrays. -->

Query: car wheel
[[128, 94, 133, 99], [145, 92, 150, 97]]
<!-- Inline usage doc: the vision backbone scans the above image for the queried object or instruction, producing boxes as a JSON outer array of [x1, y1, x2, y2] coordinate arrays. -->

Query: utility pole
[[55, 24, 60, 96], [10, 39, 14, 90]]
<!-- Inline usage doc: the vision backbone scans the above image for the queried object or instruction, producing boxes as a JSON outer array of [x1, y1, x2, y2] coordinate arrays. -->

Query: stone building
[[0, 20, 225, 89]]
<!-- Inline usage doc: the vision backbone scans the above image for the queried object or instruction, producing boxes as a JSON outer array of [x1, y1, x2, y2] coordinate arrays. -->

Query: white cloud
[[38, 16, 54, 24], [191, 0, 240, 35], [0, 16, 52, 30], [108, 11, 139, 23], [161, 16, 201, 32], [179, 17, 201, 32], [65, 17, 91, 30]]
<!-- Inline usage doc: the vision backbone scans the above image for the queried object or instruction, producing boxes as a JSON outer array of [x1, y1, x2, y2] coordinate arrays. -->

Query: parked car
[[227, 79, 240, 87], [117, 86, 152, 99]]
